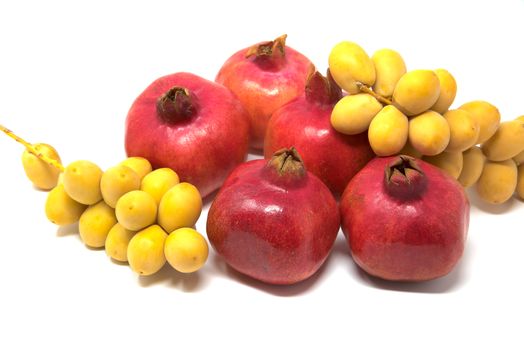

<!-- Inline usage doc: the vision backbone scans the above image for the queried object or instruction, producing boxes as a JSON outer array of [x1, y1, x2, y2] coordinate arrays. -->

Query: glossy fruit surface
[[330, 93, 382, 135], [371, 48, 406, 98], [216, 35, 311, 149], [207, 148, 340, 285], [21, 143, 62, 190], [79, 201, 117, 248], [393, 70, 440, 116], [45, 184, 87, 226], [408, 111, 450, 156], [423, 151, 463, 179], [340, 155, 469, 281], [115, 190, 157, 231], [119, 157, 152, 181], [158, 182, 202, 233], [476, 159, 517, 204], [459, 100, 500, 144], [140, 168, 179, 205], [100, 165, 140, 208], [105, 223, 136, 262], [164, 227, 208, 273], [368, 105, 408, 156], [444, 109, 479, 153], [328, 41, 375, 94], [481, 119, 524, 161], [125, 72, 249, 197], [431, 69, 457, 114], [63, 160, 103, 205], [458, 146, 485, 187], [264, 70, 374, 196], [127, 225, 167, 276]]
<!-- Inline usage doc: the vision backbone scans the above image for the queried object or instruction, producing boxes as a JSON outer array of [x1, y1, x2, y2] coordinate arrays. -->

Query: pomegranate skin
[[125, 72, 249, 198], [206, 157, 340, 285], [340, 156, 470, 281], [215, 38, 312, 149], [264, 96, 375, 197]]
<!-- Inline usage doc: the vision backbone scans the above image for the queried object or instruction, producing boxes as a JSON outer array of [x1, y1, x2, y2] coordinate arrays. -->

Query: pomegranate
[[264, 69, 375, 196], [206, 148, 340, 285], [125, 72, 249, 198], [340, 155, 469, 281], [215, 34, 312, 149]]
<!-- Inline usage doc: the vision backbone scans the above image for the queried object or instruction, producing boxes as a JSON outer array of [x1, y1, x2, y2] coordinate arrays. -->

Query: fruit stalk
[[357, 83, 392, 106], [0, 123, 64, 171]]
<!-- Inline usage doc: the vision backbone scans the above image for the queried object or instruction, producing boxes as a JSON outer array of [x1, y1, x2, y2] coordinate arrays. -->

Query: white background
[[1, 0, 523, 349]]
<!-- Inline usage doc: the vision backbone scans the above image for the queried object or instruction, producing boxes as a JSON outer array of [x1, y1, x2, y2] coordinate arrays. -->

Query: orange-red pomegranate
[[216, 35, 312, 149]]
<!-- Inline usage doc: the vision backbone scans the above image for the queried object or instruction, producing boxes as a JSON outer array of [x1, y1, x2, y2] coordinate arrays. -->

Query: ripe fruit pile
[[3, 34, 524, 287], [328, 41, 524, 204], [2, 125, 209, 276]]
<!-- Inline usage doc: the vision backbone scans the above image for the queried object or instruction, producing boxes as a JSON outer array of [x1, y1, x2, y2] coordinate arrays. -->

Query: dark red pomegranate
[[206, 148, 340, 285], [215, 34, 312, 149], [340, 155, 469, 281], [264, 70, 375, 196], [125, 72, 249, 197]]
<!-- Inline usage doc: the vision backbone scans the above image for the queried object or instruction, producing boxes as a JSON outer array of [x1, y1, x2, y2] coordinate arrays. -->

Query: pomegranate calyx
[[305, 68, 342, 105], [246, 34, 287, 59], [385, 155, 427, 199], [267, 147, 305, 177], [156, 86, 199, 123]]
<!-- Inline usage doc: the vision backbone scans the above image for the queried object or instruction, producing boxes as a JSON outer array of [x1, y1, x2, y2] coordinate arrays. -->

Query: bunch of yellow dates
[[16, 137, 208, 276], [328, 41, 524, 204]]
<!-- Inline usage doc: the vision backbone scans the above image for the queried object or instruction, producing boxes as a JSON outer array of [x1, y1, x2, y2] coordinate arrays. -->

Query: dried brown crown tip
[[246, 34, 288, 59], [156, 86, 199, 123], [386, 155, 424, 183], [267, 147, 306, 177], [385, 155, 427, 199]]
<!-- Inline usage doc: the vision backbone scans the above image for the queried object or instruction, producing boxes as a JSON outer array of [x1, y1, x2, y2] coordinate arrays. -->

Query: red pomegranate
[[125, 72, 249, 198], [215, 34, 312, 149], [264, 70, 375, 196], [206, 148, 340, 285], [340, 155, 469, 281]]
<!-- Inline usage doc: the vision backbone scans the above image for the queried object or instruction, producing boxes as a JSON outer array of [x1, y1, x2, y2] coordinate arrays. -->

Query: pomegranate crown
[[245, 34, 287, 59], [385, 155, 427, 199], [156, 86, 199, 123], [305, 66, 342, 105], [267, 147, 306, 178]]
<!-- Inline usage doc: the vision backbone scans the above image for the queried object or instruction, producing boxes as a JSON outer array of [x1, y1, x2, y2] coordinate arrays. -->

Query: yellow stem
[[0, 123, 64, 171], [357, 83, 393, 106]]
